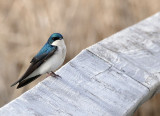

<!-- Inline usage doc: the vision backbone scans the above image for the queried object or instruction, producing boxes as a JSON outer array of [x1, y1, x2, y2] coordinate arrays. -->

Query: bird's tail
[[11, 75, 41, 89], [10, 80, 19, 87], [17, 75, 41, 89]]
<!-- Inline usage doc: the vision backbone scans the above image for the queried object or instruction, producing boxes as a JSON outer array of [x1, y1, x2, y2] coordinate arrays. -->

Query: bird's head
[[47, 33, 64, 45]]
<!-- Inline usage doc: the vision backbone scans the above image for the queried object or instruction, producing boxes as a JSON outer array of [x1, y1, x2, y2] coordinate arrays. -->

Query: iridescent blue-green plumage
[[47, 33, 63, 44], [11, 33, 64, 88], [31, 43, 57, 63], [31, 33, 63, 63]]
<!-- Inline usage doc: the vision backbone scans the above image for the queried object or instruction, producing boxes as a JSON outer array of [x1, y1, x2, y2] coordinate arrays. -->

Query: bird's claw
[[47, 72, 61, 78]]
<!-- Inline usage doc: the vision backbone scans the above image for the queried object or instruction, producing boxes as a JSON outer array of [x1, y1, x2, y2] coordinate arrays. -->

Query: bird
[[11, 33, 66, 89]]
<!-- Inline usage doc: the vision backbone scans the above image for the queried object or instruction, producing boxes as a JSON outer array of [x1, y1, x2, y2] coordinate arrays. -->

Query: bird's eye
[[52, 37, 59, 41]]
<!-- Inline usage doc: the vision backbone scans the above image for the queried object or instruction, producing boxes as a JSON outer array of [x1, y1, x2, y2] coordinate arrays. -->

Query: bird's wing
[[11, 45, 57, 87]]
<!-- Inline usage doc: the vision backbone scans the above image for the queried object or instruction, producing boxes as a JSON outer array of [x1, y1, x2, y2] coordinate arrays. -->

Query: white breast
[[28, 39, 66, 78]]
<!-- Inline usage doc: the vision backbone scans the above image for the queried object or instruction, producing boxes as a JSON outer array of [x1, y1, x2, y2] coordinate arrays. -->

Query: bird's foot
[[47, 72, 61, 78]]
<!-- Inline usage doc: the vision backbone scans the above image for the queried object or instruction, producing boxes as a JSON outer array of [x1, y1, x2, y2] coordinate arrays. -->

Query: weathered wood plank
[[87, 13, 160, 94], [1, 12, 160, 116], [0, 51, 149, 116]]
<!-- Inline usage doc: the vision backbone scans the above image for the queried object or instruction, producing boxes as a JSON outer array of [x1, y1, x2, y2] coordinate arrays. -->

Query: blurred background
[[0, 0, 160, 115]]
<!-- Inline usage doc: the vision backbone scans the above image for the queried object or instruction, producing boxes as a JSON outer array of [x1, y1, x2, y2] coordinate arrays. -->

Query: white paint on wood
[[1, 13, 160, 116]]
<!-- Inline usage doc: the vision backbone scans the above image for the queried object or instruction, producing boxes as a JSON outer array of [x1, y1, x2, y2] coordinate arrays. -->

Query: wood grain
[[1, 13, 160, 116]]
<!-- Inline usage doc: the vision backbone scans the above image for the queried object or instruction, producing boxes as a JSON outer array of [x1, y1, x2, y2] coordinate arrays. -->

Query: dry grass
[[0, 0, 160, 115]]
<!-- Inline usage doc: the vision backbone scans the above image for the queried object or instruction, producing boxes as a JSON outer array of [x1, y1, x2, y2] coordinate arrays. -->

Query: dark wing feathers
[[17, 75, 41, 89], [30, 53, 47, 63], [11, 45, 57, 88]]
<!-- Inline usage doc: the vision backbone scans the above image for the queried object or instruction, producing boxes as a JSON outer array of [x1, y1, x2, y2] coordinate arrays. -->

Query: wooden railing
[[0, 12, 160, 116]]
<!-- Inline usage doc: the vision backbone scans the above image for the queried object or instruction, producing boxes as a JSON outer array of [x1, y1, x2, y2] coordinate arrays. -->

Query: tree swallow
[[11, 33, 66, 89]]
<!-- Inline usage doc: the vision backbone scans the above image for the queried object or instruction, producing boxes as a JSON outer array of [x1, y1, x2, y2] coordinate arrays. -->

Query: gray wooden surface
[[1, 12, 160, 116]]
